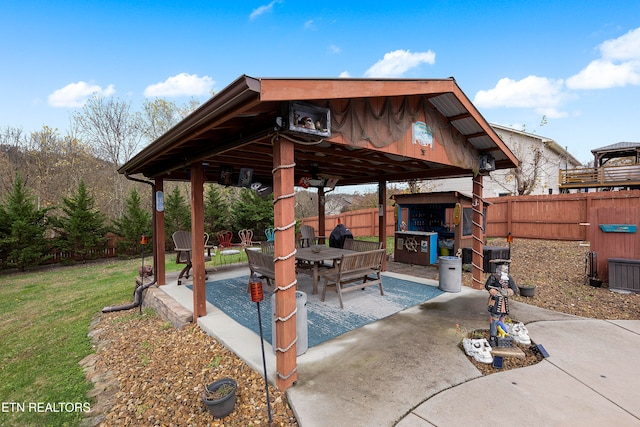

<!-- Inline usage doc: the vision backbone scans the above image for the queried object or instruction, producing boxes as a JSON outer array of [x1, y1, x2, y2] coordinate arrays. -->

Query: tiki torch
[[250, 274, 273, 424]]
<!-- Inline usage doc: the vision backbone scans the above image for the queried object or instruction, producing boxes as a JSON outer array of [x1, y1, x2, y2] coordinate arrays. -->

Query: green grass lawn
[[0, 255, 184, 427], [0, 239, 388, 426], [353, 236, 395, 255]]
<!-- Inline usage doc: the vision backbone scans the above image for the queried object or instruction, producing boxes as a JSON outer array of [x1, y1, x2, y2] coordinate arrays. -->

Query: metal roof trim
[[119, 75, 261, 174]]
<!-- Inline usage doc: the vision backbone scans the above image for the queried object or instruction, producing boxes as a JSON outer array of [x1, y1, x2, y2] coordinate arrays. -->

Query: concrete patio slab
[[157, 263, 640, 427]]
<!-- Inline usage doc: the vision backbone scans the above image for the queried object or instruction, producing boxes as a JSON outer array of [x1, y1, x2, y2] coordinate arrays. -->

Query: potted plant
[[202, 377, 237, 418], [518, 282, 536, 297]]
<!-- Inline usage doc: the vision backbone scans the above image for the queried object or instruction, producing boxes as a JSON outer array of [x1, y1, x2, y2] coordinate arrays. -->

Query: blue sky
[[2, 0, 640, 167]]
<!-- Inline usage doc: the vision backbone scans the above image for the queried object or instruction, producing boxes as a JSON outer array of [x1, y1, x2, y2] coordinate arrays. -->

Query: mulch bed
[[86, 310, 298, 426], [85, 238, 640, 425]]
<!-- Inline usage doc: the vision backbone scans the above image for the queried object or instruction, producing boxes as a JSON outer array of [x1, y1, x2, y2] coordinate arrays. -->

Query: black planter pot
[[202, 378, 237, 418], [519, 285, 536, 297]]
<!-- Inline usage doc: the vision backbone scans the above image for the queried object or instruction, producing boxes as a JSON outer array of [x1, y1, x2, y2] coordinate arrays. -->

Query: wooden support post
[[272, 137, 298, 390], [378, 180, 387, 271], [155, 178, 166, 286], [190, 163, 207, 318], [471, 175, 485, 289]]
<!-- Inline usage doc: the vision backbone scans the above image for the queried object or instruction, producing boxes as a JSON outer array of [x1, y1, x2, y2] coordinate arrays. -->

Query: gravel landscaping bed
[[464, 238, 640, 320]]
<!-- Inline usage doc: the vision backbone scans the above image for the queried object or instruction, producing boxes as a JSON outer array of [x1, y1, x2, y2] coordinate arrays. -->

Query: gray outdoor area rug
[[189, 274, 444, 349]]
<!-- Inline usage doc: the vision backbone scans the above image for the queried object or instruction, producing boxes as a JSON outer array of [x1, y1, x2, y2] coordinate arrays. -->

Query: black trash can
[[329, 223, 353, 248]]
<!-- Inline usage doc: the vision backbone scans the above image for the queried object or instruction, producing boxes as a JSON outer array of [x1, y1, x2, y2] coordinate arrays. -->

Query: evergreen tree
[[0, 173, 52, 270], [204, 183, 231, 234], [232, 188, 274, 238], [51, 180, 107, 261], [0, 200, 10, 269], [163, 186, 191, 250], [112, 188, 152, 256]]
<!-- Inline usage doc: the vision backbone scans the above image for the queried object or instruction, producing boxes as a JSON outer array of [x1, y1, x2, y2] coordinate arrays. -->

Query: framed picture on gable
[[218, 165, 233, 186], [238, 168, 253, 187]]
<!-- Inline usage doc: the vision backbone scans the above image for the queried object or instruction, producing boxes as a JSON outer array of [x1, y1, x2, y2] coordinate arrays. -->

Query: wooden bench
[[246, 249, 276, 290], [343, 238, 383, 252], [321, 248, 386, 308]]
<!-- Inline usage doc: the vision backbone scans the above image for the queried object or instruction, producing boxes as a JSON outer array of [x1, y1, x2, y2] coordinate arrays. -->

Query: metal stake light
[[250, 274, 273, 424]]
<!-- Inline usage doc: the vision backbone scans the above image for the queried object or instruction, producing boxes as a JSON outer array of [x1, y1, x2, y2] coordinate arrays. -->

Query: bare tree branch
[[72, 95, 142, 167]]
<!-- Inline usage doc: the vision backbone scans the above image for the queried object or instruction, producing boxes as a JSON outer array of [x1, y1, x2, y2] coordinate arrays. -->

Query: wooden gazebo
[[118, 75, 518, 389]]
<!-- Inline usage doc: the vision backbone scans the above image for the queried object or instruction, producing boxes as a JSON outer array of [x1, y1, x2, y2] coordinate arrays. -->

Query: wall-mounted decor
[[412, 121, 433, 148], [479, 154, 495, 172], [599, 224, 637, 233], [155, 191, 165, 212], [238, 168, 253, 187], [287, 101, 331, 138], [325, 177, 339, 190], [219, 165, 233, 186], [298, 175, 311, 188], [250, 182, 273, 198]]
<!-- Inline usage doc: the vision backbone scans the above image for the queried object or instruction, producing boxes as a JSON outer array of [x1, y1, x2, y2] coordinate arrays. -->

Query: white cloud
[[48, 81, 115, 108], [364, 49, 435, 78], [328, 44, 341, 54], [566, 59, 640, 89], [566, 27, 640, 89], [339, 71, 351, 78], [249, 0, 282, 21], [143, 73, 214, 97], [600, 27, 640, 61], [474, 75, 568, 118], [473, 27, 640, 119]]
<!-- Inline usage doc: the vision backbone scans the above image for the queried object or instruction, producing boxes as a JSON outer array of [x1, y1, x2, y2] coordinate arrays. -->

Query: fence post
[[507, 198, 512, 235]]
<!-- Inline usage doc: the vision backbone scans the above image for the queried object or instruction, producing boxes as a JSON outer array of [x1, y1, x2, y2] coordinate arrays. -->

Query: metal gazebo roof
[[119, 76, 518, 185]]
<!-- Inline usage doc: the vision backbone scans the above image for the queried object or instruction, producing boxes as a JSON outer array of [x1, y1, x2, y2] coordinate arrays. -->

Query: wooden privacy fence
[[302, 191, 640, 241], [301, 191, 640, 284], [587, 205, 640, 285], [301, 206, 396, 238], [484, 190, 640, 241], [44, 233, 119, 265]]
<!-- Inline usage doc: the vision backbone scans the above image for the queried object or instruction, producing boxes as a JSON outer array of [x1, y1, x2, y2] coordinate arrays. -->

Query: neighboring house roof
[[591, 141, 640, 153], [491, 123, 582, 167]]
